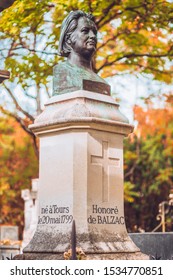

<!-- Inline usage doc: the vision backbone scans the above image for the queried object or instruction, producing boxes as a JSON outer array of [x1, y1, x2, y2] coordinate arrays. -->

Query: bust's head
[[58, 10, 97, 61]]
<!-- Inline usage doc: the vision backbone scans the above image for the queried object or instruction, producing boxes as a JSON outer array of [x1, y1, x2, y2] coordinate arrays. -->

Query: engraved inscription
[[83, 79, 110, 95], [91, 141, 120, 202], [38, 205, 73, 225], [87, 204, 124, 225]]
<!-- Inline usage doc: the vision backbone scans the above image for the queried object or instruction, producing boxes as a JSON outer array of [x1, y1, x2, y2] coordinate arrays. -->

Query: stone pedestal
[[21, 90, 148, 260]]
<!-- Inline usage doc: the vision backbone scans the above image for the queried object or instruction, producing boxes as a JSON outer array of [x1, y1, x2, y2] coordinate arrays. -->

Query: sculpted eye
[[81, 28, 89, 33]]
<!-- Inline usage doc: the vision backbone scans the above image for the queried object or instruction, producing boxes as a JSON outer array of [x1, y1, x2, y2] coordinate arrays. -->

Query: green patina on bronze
[[53, 10, 110, 96], [53, 61, 110, 95]]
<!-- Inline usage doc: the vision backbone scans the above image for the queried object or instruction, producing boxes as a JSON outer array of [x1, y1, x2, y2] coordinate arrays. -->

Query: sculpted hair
[[58, 10, 96, 57]]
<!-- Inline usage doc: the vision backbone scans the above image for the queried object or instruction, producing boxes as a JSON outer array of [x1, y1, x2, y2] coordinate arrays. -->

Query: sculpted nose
[[89, 30, 96, 39]]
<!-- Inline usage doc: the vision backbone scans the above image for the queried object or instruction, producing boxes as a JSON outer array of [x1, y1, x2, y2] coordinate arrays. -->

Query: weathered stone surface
[[30, 90, 131, 135], [14, 251, 148, 260], [19, 90, 149, 260], [13, 253, 64, 260]]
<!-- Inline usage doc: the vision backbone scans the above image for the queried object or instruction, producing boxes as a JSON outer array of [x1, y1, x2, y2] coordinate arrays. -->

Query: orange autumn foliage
[[124, 92, 173, 232], [133, 93, 173, 139], [0, 116, 38, 238]]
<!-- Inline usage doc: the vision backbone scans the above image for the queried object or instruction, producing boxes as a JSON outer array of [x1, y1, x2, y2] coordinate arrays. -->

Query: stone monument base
[[14, 251, 148, 260], [15, 90, 149, 261]]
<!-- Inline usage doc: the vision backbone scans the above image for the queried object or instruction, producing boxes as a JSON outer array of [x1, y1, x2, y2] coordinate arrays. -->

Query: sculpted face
[[70, 17, 97, 58]]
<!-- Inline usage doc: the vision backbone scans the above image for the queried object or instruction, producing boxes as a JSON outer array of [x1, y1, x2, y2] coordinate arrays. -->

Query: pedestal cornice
[[30, 90, 133, 136]]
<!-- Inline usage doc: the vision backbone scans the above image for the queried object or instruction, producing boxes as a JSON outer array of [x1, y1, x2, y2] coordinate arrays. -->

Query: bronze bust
[[53, 10, 110, 96]]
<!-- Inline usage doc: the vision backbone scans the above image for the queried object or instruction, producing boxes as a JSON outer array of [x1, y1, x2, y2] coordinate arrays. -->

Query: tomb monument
[[16, 10, 148, 260]]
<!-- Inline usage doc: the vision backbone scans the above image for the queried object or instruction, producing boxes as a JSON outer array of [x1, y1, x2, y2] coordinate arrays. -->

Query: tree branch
[[97, 31, 124, 52], [0, 105, 39, 158], [132, 63, 173, 76], [98, 12, 123, 29], [23, 90, 36, 100], [1, 46, 57, 56], [3, 83, 35, 121], [97, 51, 173, 72], [96, 1, 121, 26], [125, 164, 136, 179], [44, 83, 51, 98]]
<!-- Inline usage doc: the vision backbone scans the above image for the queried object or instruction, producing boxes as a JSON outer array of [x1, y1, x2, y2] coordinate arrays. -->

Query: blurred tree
[[0, 0, 172, 156], [124, 92, 173, 232], [0, 116, 38, 238]]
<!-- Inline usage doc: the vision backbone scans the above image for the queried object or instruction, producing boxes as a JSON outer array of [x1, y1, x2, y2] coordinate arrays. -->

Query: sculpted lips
[[87, 39, 96, 47]]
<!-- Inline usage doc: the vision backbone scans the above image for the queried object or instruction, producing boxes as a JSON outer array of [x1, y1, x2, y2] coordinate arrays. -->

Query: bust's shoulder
[[53, 61, 75, 74], [53, 61, 83, 95], [53, 60, 110, 95]]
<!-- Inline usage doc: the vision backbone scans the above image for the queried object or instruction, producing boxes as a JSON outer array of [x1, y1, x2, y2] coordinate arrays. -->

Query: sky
[[107, 74, 173, 125]]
